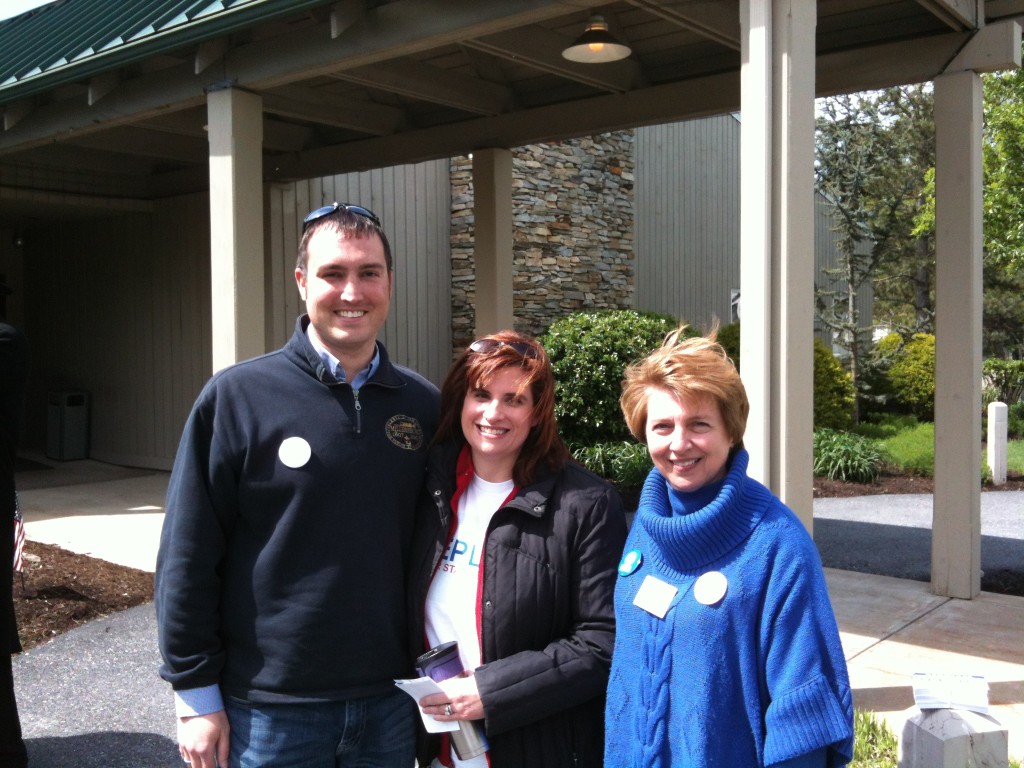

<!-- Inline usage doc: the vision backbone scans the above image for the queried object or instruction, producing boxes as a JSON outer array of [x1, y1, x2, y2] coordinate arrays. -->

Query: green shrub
[[858, 333, 902, 414], [717, 322, 741, 370], [541, 310, 682, 445], [813, 429, 884, 483], [881, 421, 934, 476], [572, 441, 653, 490], [814, 339, 855, 431], [983, 357, 1024, 405], [886, 333, 935, 419], [1010, 403, 1024, 441], [850, 709, 898, 768]]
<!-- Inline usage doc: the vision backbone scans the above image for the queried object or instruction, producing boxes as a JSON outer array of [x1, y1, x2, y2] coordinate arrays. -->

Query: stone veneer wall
[[450, 131, 635, 351]]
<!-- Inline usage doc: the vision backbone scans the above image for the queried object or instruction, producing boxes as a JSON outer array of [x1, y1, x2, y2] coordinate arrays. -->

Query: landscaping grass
[[1009, 439, 1024, 475], [879, 421, 935, 476], [850, 709, 898, 768], [858, 414, 1024, 479], [849, 709, 1022, 768]]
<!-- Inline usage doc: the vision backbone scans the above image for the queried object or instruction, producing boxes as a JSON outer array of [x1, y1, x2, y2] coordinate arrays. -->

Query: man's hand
[[178, 709, 230, 768]]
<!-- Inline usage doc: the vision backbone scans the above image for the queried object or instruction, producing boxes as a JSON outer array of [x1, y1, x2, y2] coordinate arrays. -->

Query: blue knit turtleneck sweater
[[604, 450, 854, 768]]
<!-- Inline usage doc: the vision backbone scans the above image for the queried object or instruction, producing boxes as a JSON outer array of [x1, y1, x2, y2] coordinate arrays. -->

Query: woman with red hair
[[409, 330, 627, 767]]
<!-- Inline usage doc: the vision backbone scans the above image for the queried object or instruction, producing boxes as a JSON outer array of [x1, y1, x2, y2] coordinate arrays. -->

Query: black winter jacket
[[409, 441, 627, 767]]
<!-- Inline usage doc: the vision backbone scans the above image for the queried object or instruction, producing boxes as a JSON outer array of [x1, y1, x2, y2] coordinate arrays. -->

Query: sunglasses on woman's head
[[468, 339, 540, 359], [302, 202, 381, 233]]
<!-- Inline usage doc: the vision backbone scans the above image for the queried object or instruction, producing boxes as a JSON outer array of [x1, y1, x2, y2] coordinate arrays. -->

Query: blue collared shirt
[[306, 327, 380, 389]]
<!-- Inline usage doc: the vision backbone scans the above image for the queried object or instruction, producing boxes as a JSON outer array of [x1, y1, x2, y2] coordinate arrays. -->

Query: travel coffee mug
[[415, 641, 489, 760]]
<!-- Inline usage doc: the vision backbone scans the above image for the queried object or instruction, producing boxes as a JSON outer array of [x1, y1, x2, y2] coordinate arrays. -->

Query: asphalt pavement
[[814, 490, 1023, 584]]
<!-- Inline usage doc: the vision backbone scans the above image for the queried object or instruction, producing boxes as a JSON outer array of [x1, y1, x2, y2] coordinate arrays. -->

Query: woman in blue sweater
[[604, 328, 854, 768]]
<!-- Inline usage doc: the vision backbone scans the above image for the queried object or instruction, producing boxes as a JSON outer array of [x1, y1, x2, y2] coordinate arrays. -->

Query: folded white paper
[[912, 672, 989, 714], [394, 677, 460, 734]]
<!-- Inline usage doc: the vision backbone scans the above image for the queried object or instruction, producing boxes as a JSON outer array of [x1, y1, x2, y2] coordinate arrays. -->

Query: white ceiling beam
[[331, 60, 513, 115], [139, 108, 313, 152], [816, 29, 972, 96], [946, 19, 1022, 72], [331, 0, 365, 38], [88, 71, 121, 105], [625, 0, 740, 50], [3, 100, 33, 131], [266, 72, 742, 180], [68, 126, 209, 164], [221, 0, 582, 89], [11, 143, 162, 176], [0, 185, 153, 215], [464, 26, 647, 93], [915, 0, 978, 30], [262, 84, 406, 135], [985, 0, 1024, 20], [195, 38, 229, 74]]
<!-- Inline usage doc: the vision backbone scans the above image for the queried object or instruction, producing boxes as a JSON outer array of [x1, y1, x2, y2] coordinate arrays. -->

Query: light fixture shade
[[561, 15, 631, 64]]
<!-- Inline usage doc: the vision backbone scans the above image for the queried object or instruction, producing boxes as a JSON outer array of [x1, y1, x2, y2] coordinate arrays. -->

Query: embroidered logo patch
[[385, 414, 425, 450]]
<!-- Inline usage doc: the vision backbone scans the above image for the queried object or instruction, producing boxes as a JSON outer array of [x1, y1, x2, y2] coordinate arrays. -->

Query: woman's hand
[[419, 671, 485, 721]]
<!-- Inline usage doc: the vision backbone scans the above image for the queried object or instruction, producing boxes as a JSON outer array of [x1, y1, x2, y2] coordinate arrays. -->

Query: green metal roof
[[0, 0, 330, 104]]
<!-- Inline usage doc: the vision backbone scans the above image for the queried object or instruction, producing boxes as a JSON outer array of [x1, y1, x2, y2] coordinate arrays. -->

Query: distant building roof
[[0, 0, 326, 103]]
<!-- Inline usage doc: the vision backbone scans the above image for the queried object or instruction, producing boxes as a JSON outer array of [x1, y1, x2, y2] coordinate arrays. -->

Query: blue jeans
[[225, 689, 416, 768]]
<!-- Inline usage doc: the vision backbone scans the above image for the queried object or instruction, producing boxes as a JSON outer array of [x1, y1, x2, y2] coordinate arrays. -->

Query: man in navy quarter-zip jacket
[[156, 204, 439, 768]]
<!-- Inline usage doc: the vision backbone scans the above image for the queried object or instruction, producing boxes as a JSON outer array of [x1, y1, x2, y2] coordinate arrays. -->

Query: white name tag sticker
[[633, 575, 678, 619]]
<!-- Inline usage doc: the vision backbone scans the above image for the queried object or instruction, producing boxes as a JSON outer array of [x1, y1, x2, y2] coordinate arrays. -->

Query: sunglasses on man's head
[[468, 339, 540, 359], [302, 202, 381, 233]]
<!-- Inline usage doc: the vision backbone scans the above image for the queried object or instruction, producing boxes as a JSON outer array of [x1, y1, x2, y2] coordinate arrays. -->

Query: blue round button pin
[[618, 550, 642, 576]]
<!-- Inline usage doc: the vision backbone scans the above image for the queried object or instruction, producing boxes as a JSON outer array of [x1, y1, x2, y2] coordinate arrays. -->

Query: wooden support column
[[207, 86, 265, 372], [472, 148, 515, 336], [932, 71, 983, 599], [740, 0, 817, 529]]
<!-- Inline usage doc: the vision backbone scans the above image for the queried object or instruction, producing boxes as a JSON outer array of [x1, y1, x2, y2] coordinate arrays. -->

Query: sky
[[0, 0, 55, 22]]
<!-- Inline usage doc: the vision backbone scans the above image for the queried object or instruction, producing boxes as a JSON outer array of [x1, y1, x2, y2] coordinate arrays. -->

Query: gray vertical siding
[[635, 116, 866, 343], [267, 159, 452, 385], [634, 115, 742, 328]]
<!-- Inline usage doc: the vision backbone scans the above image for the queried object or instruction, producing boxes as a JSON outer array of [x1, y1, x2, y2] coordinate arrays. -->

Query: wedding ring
[[444, 704, 453, 716]]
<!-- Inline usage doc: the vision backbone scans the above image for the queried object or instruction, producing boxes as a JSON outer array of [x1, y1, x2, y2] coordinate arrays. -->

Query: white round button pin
[[278, 437, 312, 468], [693, 571, 728, 606]]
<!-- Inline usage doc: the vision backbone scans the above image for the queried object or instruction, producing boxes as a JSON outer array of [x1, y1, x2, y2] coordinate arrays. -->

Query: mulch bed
[[13, 540, 154, 652]]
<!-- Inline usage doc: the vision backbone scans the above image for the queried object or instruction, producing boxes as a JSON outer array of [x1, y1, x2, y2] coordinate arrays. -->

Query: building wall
[[18, 159, 451, 470], [10, 120, 856, 470], [634, 115, 870, 341], [450, 133, 636, 349], [267, 160, 453, 384], [635, 115, 742, 328], [21, 194, 211, 469]]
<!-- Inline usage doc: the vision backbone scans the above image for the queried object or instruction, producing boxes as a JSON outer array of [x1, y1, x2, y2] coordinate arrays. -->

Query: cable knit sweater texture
[[605, 450, 854, 767]]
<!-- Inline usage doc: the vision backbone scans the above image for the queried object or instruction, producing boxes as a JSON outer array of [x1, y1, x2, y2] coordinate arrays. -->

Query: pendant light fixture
[[561, 15, 632, 64]]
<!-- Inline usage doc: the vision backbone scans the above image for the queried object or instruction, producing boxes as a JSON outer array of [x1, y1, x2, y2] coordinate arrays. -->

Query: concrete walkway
[[12, 455, 1024, 765]]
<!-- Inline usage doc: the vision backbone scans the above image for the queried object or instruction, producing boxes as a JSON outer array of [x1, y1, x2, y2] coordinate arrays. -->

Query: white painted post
[[987, 401, 1008, 485], [899, 709, 1008, 768]]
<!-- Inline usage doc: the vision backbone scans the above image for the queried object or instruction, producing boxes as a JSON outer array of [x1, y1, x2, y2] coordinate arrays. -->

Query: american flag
[[13, 490, 25, 573]]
